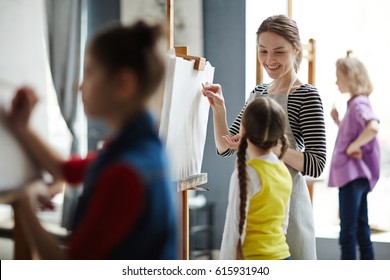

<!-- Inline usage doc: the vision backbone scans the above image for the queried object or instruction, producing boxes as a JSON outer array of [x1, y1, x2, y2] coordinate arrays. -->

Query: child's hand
[[346, 142, 362, 160], [330, 107, 340, 125], [8, 87, 38, 131], [222, 134, 241, 150], [14, 180, 62, 212]]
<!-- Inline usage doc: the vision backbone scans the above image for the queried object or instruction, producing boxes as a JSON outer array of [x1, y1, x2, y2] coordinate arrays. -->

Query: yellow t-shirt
[[242, 158, 292, 260]]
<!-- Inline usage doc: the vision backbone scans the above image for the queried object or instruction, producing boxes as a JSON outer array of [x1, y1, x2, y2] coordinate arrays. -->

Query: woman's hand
[[8, 87, 38, 131], [202, 83, 226, 111], [222, 134, 241, 150]]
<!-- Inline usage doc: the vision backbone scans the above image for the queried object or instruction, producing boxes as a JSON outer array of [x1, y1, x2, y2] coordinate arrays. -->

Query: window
[[246, 0, 390, 242]]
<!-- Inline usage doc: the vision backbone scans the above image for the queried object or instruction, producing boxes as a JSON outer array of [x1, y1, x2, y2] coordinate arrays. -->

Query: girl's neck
[[349, 92, 365, 100], [107, 103, 146, 135], [246, 140, 273, 160]]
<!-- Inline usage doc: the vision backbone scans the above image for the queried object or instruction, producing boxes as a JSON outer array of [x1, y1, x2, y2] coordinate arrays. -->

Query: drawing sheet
[[0, 0, 71, 192], [160, 53, 214, 181]]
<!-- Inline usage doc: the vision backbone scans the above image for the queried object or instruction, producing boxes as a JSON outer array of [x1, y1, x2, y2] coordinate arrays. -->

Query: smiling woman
[[203, 14, 326, 260]]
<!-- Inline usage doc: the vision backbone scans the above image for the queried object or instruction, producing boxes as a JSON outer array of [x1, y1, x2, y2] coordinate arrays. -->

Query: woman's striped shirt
[[219, 83, 326, 178]]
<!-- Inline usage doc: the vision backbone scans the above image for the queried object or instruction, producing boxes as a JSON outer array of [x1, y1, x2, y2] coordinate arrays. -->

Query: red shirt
[[62, 154, 145, 259]]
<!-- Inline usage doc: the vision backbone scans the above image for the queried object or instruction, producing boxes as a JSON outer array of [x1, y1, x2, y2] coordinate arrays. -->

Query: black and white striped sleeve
[[299, 89, 327, 178], [217, 101, 246, 157], [217, 90, 259, 157], [217, 85, 267, 158]]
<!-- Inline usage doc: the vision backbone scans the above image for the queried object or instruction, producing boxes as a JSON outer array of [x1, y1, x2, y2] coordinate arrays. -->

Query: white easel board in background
[[0, 0, 70, 192], [160, 52, 214, 181]]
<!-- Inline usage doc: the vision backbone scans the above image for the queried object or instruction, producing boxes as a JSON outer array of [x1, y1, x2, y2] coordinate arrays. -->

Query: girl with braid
[[220, 96, 292, 260]]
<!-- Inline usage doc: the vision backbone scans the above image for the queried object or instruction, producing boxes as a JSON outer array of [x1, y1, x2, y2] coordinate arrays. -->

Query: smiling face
[[257, 32, 297, 80]]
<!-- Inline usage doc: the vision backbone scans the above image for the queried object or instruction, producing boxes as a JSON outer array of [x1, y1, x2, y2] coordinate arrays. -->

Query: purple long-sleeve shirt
[[328, 95, 380, 190]]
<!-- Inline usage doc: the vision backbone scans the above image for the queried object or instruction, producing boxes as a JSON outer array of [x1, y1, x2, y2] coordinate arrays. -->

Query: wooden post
[[167, 1, 210, 260], [256, 52, 263, 85], [166, 0, 174, 50], [167, 1, 189, 259], [307, 38, 316, 86], [288, 0, 293, 17], [181, 191, 189, 259], [305, 38, 316, 205]]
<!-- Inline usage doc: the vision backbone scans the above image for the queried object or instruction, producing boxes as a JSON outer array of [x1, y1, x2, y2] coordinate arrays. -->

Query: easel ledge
[[177, 173, 209, 192], [174, 46, 206, 71]]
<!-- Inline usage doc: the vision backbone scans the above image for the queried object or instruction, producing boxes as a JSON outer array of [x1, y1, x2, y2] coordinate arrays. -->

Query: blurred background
[[1, 0, 389, 260]]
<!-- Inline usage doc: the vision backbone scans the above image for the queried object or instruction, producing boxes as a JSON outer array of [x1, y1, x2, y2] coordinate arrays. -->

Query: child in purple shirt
[[329, 50, 380, 260]]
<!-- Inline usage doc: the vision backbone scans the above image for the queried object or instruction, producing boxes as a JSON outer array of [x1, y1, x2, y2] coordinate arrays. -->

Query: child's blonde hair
[[336, 50, 373, 96]]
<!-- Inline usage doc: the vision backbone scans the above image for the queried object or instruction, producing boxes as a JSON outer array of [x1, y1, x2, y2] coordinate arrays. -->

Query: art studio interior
[[0, 0, 389, 260]]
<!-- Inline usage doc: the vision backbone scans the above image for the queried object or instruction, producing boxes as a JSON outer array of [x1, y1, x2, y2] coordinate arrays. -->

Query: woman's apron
[[265, 93, 317, 260]]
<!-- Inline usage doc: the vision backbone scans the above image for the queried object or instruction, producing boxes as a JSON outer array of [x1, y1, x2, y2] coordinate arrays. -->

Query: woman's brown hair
[[89, 20, 165, 98], [236, 96, 288, 258], [257, 15, 302, 72]]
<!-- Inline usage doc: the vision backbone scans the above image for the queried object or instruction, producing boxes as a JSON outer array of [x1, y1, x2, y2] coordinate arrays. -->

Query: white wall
[[294, 0, 390, 234], [121, 0, 204, 56]]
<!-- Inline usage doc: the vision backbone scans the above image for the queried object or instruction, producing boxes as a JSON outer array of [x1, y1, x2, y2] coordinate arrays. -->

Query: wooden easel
[[165, 0, 209, 260]]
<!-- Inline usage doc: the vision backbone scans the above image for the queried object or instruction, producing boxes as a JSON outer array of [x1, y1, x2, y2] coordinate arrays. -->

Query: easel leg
[[181, 190, 189, 260]]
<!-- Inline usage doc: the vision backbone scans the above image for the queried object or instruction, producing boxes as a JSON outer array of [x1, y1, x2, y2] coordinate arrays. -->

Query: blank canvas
[[160, 53, 214, 181], [0, 0, 70, 192]]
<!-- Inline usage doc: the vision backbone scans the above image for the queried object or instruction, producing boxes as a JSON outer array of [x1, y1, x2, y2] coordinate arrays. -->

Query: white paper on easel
[[0, 105, 39, 191], [160, 53, 214, 181], [0, 0, 71, 192]]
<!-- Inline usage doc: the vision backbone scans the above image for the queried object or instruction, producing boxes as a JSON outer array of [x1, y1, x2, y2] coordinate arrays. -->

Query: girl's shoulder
[[348, 96, 371, 112], [249, 153, 280, 164], [350, 95, 371, 105], [348, 95, 376, 118]]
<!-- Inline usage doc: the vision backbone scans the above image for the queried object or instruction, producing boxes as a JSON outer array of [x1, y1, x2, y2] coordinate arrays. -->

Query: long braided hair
[[236, 96, 288, 258]]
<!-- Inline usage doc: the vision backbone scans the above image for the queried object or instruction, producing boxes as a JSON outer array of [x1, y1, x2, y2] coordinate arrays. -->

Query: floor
[[312, 179, 390, 243], [1, 181, 389, 260]]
